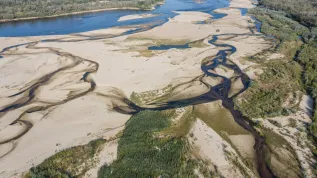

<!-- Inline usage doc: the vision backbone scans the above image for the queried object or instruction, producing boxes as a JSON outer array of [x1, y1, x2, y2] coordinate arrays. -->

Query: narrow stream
[[144, 34, 274, 177]]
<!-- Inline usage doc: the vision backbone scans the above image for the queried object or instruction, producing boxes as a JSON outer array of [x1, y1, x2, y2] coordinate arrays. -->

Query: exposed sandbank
[[118, 14, 158, 21], [0, 0, 281, 176]]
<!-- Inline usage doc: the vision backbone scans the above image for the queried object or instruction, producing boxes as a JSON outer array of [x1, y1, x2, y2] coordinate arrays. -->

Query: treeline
[[251, 1, 317, 151], [25, 139, 106, 177], [0, 0, 163, 20], [259, 0, 317, 27]]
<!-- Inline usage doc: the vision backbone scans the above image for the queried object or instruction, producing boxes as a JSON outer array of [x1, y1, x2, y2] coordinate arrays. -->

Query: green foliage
[[0, 0, 163, 20], [298, 44, 317, 99], [258, 0, 317, 27], [310, 122, 317, 141], [98, 110, 205, 178], [235, 61, 302, 118], [162, 109, 196, 137], [298, 43, 317, 140], [25, 139, 106, 178], [130, 91, 143, 105], [136, 0, 160, 10], [250, 8, 309, 40], [250, 0, 317, 152], [249, 7, 308, 57]]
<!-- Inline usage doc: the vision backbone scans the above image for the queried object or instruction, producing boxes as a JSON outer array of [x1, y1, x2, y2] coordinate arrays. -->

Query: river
[[0, 0, 274, 177], [0, 0, 229, 37]]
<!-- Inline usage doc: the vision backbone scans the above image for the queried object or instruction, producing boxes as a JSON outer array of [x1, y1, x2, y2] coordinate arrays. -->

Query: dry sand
[[253, 94, 316, 178], [0, 92, 129, 177], [230, 0, 255, 8], [0, 0, 278, 177], [84, 140, 118, 178], [118, 14, 157, 21], [189, 119, 256, 178]]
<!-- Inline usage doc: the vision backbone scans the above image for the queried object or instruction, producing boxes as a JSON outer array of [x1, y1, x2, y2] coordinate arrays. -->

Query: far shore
[[0, 1, 166, 24], [0, 7, 152, 24]]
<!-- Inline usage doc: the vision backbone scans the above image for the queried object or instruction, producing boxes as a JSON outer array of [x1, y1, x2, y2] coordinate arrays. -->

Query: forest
[[0, 0, 163, 20], [259, 0, 317, 27], [247, 0, 317, 151]]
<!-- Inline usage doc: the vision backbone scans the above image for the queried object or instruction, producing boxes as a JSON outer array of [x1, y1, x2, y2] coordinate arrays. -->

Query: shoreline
[[0, 6, 156, 24]]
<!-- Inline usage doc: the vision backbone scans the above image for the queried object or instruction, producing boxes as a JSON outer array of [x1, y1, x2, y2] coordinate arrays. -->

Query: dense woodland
[[260, 0, 317, 27], [0, 0, 163, 20], [240, 0, 317, 157]]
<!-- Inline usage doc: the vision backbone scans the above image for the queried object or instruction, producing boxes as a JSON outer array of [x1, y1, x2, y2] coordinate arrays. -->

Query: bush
[[25, 139, 106, 178], [98, 110, 202, 178]]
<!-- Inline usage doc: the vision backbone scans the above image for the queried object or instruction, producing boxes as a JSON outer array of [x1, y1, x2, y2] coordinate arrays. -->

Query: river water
[[0, 0, 230, 37], [0, 0, 275, 177]]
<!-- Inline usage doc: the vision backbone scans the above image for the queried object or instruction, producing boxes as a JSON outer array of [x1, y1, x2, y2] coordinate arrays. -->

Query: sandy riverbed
[[118, 14, 158, 21], [0, 0, 279, 177]]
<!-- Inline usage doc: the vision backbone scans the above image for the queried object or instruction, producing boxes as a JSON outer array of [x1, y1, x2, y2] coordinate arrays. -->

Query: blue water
[[251, 16, 261, 32], [0, 0, 229, 37], [210, 11, 228, 19], [238, 8, 248, 16]]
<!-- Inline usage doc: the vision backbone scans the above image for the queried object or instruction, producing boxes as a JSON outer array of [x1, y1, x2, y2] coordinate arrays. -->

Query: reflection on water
[[0, 0, 229, 37]]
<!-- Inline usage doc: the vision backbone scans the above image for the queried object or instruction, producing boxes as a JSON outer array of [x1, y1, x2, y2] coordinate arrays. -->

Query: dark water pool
[[148, 43, 190, 50]]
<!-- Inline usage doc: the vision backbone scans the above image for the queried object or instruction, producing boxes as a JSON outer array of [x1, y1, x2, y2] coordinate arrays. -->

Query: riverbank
[[0, 0, 166, 24], [0, 7, 140, 24], [233, 3, 317, 176]]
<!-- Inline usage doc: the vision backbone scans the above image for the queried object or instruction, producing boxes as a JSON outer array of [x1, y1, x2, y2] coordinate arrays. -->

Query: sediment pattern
[[0, 3, 291, 177]]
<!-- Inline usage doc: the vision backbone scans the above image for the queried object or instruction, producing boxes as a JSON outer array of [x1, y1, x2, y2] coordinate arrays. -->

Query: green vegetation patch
[[0, 0, 164, 20], [235, 60, 302, 118], [249, 7, 308, 56], [194, 103, 249, 136], [98, 110, 209, 178], [297, 42, 317, 141], [237, 7, 314, 119], [130, 85, 173, 106], [162, 107, 196, 137], [188, 39, 208, 48], [25, 139, 106, 178], [248, 2, 317, 171], [250, 3, 317, 146], [258, 0, 317, 27]]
